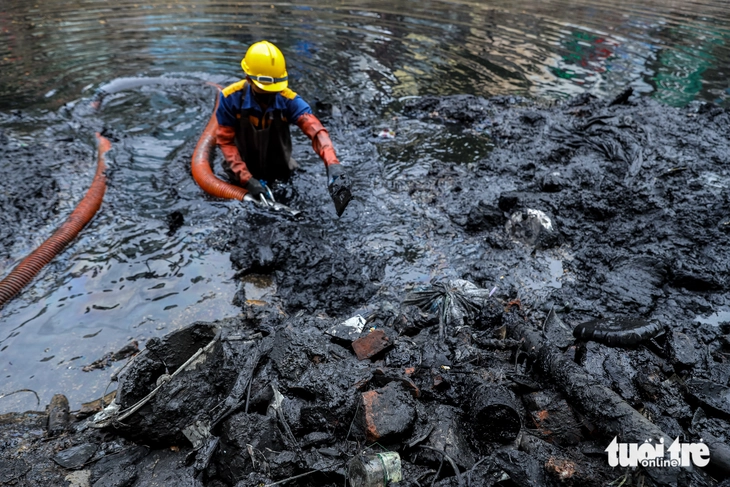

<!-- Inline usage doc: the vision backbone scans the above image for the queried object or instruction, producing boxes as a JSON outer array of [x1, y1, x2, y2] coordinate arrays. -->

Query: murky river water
[[1, 0, 729, 412]]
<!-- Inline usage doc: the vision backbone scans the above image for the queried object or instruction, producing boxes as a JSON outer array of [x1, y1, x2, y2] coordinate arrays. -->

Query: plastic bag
[[403, 279, 493, 327]]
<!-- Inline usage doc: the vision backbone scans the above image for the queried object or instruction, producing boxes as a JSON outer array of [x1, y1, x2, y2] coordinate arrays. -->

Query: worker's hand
[[327, 163, 348, 186], [326, 164, 352, 217], [244, 177, 265, 198]]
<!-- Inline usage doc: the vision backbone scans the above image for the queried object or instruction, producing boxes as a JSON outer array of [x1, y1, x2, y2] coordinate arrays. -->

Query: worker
[[216, 40, 352, 216]]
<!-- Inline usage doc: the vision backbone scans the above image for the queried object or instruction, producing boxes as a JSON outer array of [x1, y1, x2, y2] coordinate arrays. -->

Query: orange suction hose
[[191, 86, 248, 201], [0, 133, 111, 309]]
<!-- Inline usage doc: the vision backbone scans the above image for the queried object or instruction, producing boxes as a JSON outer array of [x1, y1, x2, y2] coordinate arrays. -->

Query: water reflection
[[1, 0, 728, 110]]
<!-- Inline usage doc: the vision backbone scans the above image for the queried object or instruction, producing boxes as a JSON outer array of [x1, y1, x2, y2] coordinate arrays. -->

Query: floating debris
[[377, 128, 395, 139]]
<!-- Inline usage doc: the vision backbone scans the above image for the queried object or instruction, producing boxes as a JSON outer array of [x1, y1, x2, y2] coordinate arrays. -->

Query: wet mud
[[0, 126, 95, 262], [2, 90, 730, 486]]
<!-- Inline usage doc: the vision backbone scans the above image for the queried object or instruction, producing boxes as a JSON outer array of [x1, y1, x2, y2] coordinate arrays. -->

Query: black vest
[[233, 103, 294, 183]]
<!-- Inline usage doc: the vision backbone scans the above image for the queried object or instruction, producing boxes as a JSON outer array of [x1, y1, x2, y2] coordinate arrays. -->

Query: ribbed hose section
[[0, 133, 111, 309], [191, 88, 247, 201]]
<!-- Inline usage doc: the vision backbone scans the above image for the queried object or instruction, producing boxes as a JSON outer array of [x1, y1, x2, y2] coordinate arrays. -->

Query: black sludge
[[228, 212, 386, 315], [4, 89, 730, 487], [573, 317, 662, 346]]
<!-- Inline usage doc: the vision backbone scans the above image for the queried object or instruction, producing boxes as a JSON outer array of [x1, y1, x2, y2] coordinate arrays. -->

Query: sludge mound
[[2, 90, 730, 487], [226, 211, 387, 316]]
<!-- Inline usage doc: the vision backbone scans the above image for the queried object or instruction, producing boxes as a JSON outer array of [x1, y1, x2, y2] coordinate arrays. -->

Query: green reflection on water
[[651, 26, 725, 107]]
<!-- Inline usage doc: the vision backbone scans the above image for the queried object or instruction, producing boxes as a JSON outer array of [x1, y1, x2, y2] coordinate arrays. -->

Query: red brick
[[352, 329, 391, 360]]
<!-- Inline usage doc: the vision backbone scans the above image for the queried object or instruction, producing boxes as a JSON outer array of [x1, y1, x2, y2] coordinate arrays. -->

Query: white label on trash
[[342, 315, 366, 333]]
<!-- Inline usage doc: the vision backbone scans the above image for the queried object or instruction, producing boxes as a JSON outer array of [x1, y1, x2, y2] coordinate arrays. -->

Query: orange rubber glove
[[216, 125, 253, 185], [297, 114, 352, 216], [296, 113, 340, 168]]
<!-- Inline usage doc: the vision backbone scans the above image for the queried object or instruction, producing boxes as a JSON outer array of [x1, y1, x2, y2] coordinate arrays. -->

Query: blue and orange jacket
[[215, 80, 339, 184]]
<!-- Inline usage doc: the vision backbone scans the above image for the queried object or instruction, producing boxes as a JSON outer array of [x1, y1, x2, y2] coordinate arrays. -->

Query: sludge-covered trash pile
[[2, 90, 730, 487]]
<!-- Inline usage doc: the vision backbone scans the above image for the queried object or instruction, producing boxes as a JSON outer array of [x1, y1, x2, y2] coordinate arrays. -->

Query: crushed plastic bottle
[[348, 452, 402, 487]]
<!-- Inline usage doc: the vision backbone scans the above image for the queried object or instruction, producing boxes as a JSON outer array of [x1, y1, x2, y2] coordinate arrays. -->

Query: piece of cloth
[[216, 80, 329, 185]]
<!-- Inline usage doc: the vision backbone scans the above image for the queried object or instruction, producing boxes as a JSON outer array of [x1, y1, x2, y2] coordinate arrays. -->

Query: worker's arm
[[215, 91, 264, 197], [286, 92, 352, 215], [215, 124, 253, 185], [282, 90, 340, 170], [296, 113, 352, 216], [296, 113, 340, 170], [215, 124, 264, 197]]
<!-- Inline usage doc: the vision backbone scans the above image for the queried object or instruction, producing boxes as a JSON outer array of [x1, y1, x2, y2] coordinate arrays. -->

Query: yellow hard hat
[[241, 40, 288, 92]]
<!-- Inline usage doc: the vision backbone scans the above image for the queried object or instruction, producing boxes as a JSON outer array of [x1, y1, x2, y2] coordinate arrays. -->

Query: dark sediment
[[2, 91, 730, 486]]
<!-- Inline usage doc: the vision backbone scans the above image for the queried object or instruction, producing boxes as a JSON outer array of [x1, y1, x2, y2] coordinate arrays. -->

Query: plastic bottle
[[348, 452, 402, 487]]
